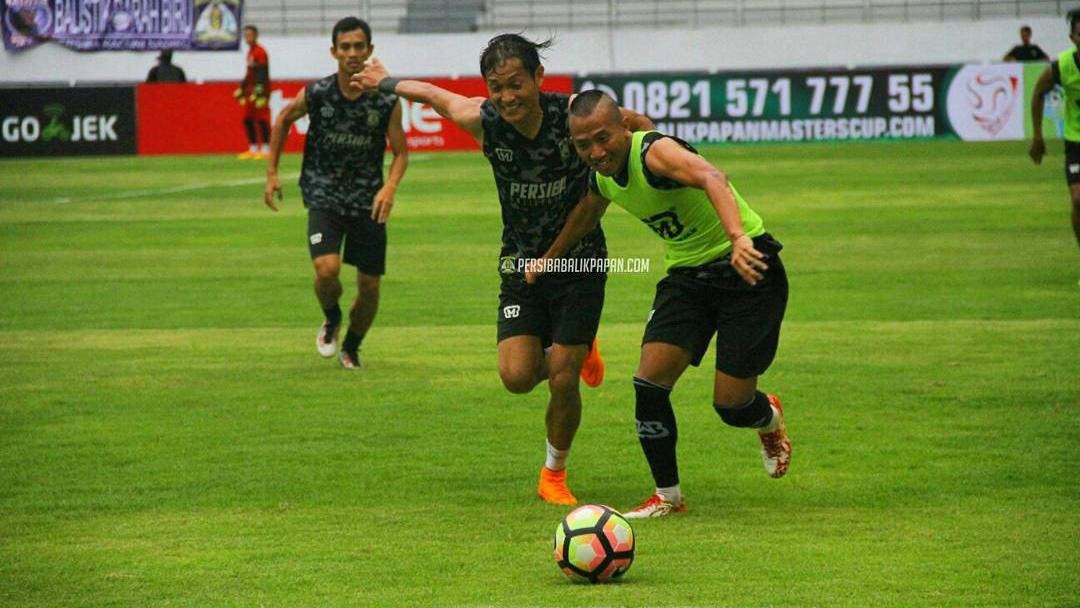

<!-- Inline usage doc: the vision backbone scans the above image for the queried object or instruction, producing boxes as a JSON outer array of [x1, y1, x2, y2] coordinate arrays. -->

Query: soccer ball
[[553, 504, 635, 583]]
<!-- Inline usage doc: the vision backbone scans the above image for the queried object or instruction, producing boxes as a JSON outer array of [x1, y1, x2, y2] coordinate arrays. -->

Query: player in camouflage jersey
[[264, 17, 408, 369], [533, 91, 792, 518], [352, 34, 652, 505]]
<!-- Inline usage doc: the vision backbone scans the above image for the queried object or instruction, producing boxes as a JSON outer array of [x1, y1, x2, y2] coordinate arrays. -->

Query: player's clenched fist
[[350, 57, 388, 92]]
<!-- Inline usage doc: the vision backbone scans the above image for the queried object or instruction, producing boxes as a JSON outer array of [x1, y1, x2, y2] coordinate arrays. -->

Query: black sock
[[341, 328, 363, 354], [323, 303, 342, 327], [257, 120, 270, 145], [634, 376, 679, 488], [715, 391, 773, 428], [243, 119, 257, 146]]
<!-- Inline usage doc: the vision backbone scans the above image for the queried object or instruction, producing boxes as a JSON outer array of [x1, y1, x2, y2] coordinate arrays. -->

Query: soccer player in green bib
[[529, 90, 792, 518], [1030, 8, 1080, 246]]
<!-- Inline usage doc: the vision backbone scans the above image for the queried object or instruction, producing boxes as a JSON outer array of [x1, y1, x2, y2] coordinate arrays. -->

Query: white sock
[[656, 484, 682, 504], [545, 440, 569, 471], [248, 144, 258, 153], [757, 405, 781, 434], [259, 143, 269, 153]]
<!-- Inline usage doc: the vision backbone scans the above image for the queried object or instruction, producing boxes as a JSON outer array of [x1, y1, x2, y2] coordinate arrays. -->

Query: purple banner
[[2, 0, 243, 52]]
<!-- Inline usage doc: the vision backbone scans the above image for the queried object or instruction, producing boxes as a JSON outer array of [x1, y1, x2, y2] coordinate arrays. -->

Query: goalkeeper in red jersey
[[235, 24, 271, 159]]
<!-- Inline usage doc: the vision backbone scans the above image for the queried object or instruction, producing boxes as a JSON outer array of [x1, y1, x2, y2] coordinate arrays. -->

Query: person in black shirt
[[351, 34, 652, 506], [1004, 25, 1050, 62], [146, 51, 186, 83], [263, 17, 408, 369]]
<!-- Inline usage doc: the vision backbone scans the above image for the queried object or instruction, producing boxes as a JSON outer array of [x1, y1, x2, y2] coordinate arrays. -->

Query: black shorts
[[307, 207, 386, 276], [642, 233, 788, 378], [497, 273, 606, 348], [1065, 140, 1080, 186]]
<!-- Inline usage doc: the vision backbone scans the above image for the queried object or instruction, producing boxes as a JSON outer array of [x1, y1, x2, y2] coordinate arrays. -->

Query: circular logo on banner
[[946, 64, 1024, 141], [4, 0, 52, 39]]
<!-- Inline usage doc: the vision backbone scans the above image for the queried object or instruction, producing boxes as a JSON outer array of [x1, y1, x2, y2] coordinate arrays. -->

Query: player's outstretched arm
[[372, 101, 409, 224], [526, 190, 610, 284], [645, 138, 767, 286], [264, 88, 308, 211], [1029, 67, 1054, 165], [352, 58, 485, 142]]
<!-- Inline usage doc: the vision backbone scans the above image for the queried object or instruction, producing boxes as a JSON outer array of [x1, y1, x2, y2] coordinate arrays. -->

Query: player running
[[531, 90, 792, 518], [264, 17, 408, 369], [1029, 8, 1080, 246], [236, 25, 271, 159], [351, 34, 652, 505]]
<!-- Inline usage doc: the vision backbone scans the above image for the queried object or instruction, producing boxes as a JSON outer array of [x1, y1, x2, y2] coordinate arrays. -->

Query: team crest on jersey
[[366, 109, 381, 128], [320, 105, 335, 118], [499, 255, 518, 275], [558, 137, 572, 163], [495, 148, 514, 162]]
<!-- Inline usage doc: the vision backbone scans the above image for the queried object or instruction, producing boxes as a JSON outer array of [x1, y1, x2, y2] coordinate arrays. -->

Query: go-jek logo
[[2, 104, 119, 143], [946, 64, 1024, 141]]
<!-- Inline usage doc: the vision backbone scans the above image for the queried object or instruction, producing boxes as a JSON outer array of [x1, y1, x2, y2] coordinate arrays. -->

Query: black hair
[[1070, 9, 1080, 32], [159, 50, 173, 62], [1020, 25, 1032, 34], [569, 89, 620, 122], [479, 33, 552, 78], [244, 24, 257, 35], [332, 17, 372, 47]]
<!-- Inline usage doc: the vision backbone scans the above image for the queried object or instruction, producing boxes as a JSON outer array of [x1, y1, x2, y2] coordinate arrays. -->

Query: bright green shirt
[[1058, 49, 1080, 142], [594, 131, 765, 271]]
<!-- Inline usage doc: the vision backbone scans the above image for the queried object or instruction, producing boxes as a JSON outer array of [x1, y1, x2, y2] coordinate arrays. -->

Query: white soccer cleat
[[622, 492, 686, 519], [316, 321, 339, 358], [338, 349, 363, 370], [758, 394, 792, 478]]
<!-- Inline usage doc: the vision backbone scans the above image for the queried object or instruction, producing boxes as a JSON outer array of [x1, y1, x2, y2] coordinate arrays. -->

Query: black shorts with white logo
[[1065, 140, 1080, 185], [307, 207, 386, 275], [642, 233, 788, 378], [497, 272, 606, 347]]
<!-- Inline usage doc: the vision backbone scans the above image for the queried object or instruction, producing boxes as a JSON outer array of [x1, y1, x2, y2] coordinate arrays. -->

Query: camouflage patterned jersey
[[481, 92, 606, 277], [300, 74, 397, 216]]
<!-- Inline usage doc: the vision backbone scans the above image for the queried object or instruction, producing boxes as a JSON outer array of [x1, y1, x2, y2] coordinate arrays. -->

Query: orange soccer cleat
[[537, 466, 578, 506], [579, 338, 605, 388]]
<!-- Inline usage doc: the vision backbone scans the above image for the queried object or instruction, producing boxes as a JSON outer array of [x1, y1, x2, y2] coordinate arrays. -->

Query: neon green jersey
[[594, 131, 765, 271], [1058, 49, 1080, 142]]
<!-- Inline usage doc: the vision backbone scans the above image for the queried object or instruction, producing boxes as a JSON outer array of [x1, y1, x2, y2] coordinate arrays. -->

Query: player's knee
[[358, 274, 381, 296], [1072, 193, 1080, 210], [313, 258, 340, 281], [501, 371, 538, 394], [547, 366, 580, 397]]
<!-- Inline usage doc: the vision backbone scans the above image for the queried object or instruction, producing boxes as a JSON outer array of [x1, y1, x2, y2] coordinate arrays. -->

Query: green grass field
[[1, 140, 1077, 607]]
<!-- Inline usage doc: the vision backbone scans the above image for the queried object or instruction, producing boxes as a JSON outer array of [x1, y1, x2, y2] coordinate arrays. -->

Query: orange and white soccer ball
[[553, 504, 635, 583]]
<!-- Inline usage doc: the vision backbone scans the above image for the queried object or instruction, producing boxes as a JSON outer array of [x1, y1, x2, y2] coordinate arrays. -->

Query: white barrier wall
[[0, 16, 1068, 84]]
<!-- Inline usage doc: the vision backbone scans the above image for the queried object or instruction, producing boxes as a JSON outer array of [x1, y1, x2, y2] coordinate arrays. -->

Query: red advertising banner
[[136, 75, 573, 155]]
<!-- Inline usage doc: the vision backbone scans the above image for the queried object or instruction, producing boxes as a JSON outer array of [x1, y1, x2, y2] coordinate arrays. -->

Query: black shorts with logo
[[497, 272, 606, 348], [1065, 140, 1080, 185], [307, 207, 386, 275], [642, 233, 788, 378]]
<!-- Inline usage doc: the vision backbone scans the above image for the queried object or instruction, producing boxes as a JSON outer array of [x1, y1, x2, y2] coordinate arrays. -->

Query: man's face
[[484, 58, 542, 126], [332, 29, 373, 75], [569, 106, 631, 177], [243, 28, 256, 46], [1021, 28, 1032, 44], [1071, 24, 1080, 50]]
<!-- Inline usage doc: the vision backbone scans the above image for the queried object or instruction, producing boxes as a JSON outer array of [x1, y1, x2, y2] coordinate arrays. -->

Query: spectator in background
[[146, 51, 186, 83], [235, 25, 271, 159], [1004, 25, 1049, 62]]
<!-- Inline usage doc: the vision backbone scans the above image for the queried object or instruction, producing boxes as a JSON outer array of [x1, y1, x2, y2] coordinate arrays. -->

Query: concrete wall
[[1, 16, 1067, 85]]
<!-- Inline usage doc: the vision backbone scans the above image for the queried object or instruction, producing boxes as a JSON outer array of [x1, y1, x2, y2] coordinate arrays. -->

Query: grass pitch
[[0, 140, 1077, 607]]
